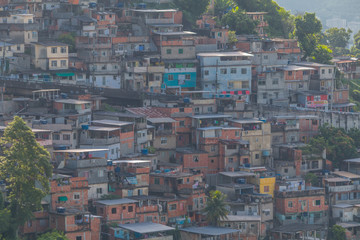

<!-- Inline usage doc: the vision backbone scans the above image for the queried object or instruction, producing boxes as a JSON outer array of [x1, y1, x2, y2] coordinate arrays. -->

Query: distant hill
[[275, 0, 360, 25]]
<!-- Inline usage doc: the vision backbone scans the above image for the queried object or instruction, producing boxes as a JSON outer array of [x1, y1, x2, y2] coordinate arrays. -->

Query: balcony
[[145, 18, 173, 25], [155, 129, 173, 136], [80, 136, 120, 145], [327, 185, 359, 193], [66, 158, 107, 169], [148, 66, 165, 73]]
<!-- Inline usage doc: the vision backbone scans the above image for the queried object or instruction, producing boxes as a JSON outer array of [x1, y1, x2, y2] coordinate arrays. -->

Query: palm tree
[[202, 190, 229, 226]]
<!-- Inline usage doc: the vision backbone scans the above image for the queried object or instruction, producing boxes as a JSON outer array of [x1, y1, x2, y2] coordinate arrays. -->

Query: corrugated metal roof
[[96, 198, 138, 206]]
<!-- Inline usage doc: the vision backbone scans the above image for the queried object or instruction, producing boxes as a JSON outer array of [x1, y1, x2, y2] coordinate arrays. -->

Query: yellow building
[[32, 42, 68, 71], [241, 166, 276, 197]]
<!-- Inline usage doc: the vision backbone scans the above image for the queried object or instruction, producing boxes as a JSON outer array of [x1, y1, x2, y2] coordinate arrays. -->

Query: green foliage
[[221, 7, 257, 35], [203, 190, 229, 226], [37, 231, 70, 240], [235, 0, 295, 38], [324, 28, 352, 49], [213, 0, 236, 18], [311, 44, 333, 64], [147, 146, 156, 154], [57, 33, 76, 53], [329, 225, 346, 240], [304, 125, 358, 168], [228, 30, 238, 46], [294, 13, 322, 60], [304, 173, 319, 186], [0, 116, 52, 238], [172, 0, 210, 29]]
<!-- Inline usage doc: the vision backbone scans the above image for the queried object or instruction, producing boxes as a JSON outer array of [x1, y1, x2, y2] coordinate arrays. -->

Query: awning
[[58, 196, 68, 202], [56, 73, 75, 77]]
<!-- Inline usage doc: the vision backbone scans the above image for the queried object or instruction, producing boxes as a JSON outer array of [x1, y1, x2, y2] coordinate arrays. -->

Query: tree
[[37, 231, 69, 240], [304, 173, 319, 186], [294, 13, 322, 60], [227, 30, 238, 47], [354, 30, 360, 49], [0, 117, 52, 239], [221, 7, 258, 35], [203, 190, 229, 226], [172, 0, 210, 29], [311, 44, 333, 64], [57, 33, 76, 53], [213, 0, 236, 18], [328, 225, 346, 240], [324, 28, 352, 49]]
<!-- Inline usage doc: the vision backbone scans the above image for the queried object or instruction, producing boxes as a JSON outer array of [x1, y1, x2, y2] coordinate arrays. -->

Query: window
[[264, 186, 269, 192], [178, 49, 183, 54], [194, 107, 199, 113], [264, 55, 268, 60], [211, 145, 216, 152], [161, 216, 166, 222], [288, 71, 292, 76], [272, 78, 279, 85], [241, 68, 247, 74], [51, 47, 57, 53], [146, 216, 152, 222], [227, 145, 236, 150], [154, 177, 160, 184], [112, 208, 117, 214], [204, 70, 209, 76], [169, 204, 177, 210], [96, 188, 102, 194], [231, 68, 237, 74], [98, 170, 104, 177], [208, 107, 213, 112], [161, 137, 167, 145], [128, 206, 133, 212], [314, 200, 321, 206], [263, 93, 267, 99], [63, 134, 70, 140], [220, 68, 227, 74], [284, 168, 288, 173], [51, 61, 57, 67], [235, 131, 239, 137], [168, 75, 174, 81], [180, 121, 185, 127], [193, 156, 199, 162], [228, 158, 233, 163], [185, 74, 191, 80], [312, 161, 319, 169], [288, 201, 293, 208], [166, 49, 172, 54], [329, 69, 332, 74], [258, 80, 265, 86], [61, 47, 67, 53], [322, 69, 325, 74], [76, 237, 82, 240], [255, 154, 259, 159], [73, 193, 80, 200], [53, 134, 60, 140]]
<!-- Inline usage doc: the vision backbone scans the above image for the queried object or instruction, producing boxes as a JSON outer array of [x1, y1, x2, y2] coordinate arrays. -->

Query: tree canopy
[[324, 28, 352, 49], [311, 44, 333, 64], [172, 0, 210, 29], [294, 13, 322, 60], [0, 116, 52, 238], [220, 7, 257, 35], [203, 190, 229, 226], [329, 225, 346, 240], [37, 231, 70, 240]]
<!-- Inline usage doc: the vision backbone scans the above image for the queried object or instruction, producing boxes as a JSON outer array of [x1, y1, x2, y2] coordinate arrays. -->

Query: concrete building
[[32, 42, 69, 71], [197, 52, 253, 101]]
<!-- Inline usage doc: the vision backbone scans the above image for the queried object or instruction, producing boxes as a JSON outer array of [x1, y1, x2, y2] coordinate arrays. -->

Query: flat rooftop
[[53, 148, 108, 153], [197, 51, 253, 57], [118, 222, 174, 234], [191, 114, 232, 119], [333, 171, 360, 180], [91, 120, 133, 127], [55, 99, 91, 105], [131, 9, 177, 13], [219, 171, 255, 178], [181, 226, 240, 236]]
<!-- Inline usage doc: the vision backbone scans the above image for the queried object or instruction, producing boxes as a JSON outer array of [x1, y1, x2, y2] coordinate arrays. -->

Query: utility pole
[[1, 41, 6, 77]]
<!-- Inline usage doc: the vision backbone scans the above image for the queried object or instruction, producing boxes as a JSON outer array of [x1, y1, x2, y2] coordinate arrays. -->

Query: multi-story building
[[275, 179, 328, 226], [32, 42, 68, 71], [197, 52, 253, 101]]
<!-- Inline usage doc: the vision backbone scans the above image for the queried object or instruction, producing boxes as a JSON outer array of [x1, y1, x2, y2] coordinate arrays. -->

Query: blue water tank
[[164, 169, 170, 173], [82, 125, 89, 130], [244, 163, 251, 168], [141, 149, 148, 155], [183, 97, 190, 103], [89, 2, 97, 8], [40, 119, 48, 124], [107, 160, 113, 166]]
